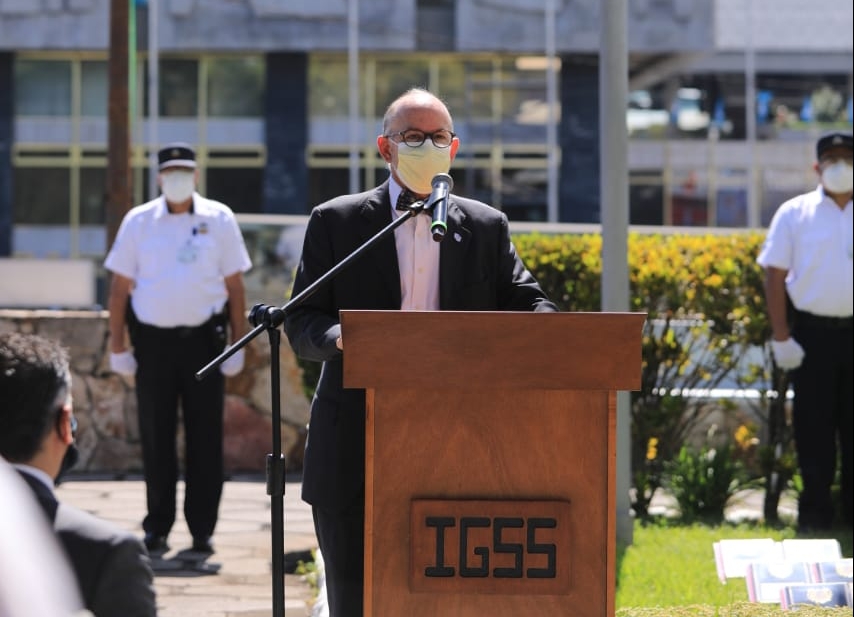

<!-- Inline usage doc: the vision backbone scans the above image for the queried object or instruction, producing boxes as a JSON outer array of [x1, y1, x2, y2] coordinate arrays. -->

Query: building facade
[[0, 0, 851, 259]]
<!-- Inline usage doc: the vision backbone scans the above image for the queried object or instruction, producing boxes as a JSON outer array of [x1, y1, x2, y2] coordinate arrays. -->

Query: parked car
[[670, 87, 711, 134], [627, 90, 669, 136]]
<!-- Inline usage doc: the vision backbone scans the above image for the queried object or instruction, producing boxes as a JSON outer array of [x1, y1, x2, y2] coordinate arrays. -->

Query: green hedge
[[514, 231, 791, 521], [514, 231, 768, 334]]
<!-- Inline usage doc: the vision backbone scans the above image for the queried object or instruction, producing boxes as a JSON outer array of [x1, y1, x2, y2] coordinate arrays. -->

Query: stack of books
[[713, 538, 852, 609]]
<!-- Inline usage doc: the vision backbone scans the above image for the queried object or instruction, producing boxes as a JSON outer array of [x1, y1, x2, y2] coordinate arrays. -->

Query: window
[[443, 60, 495, 123], [309, 56, 352, 118], [207, 57, 264, 117], [205, 168, 264, 214], [159, 59, 198, 117], [629, 174, 664, 225], [715, 188, 747, 227], [374, 59, 431, 118], [308, 167, 351, 211], [13, 168, 70, 224], [14, 60, 71, 117], [81, 61, 108, 117], [80, 167, 107, 225]]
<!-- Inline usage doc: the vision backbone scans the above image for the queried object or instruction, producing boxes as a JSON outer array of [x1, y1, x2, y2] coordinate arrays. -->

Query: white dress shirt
[[390, 179, 441, 311]]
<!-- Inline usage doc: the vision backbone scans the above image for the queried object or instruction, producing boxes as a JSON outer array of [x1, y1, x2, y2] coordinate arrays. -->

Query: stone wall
[[0, 309, 311, 476]]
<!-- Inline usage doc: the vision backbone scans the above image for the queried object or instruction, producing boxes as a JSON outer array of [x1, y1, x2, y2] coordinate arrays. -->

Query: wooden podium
[[341, 310, 644, 617]]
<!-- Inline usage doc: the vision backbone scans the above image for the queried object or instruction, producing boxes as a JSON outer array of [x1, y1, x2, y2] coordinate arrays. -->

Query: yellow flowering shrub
[[515, 231, 790, 519]]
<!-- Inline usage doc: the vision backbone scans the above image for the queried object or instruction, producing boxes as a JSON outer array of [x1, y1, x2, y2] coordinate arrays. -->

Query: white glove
[[771, 338, 805, 370], [110, 350, 137, 376], [220, 348, 245, 377]]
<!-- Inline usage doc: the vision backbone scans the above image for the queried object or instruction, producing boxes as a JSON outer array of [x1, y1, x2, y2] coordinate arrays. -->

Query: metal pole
[[348, 0, 360, 193], [70, 63, 81, 257], [600, 0, 632, 546], [264, 322, 287, 617], [745, 0, 759, 228], [148, 0, 160, 200], [545, 0, 559, 222]]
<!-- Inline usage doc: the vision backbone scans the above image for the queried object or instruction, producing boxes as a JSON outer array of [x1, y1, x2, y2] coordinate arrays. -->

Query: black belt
[[795, 311, 853, 329], [137, 313, 223, 338]]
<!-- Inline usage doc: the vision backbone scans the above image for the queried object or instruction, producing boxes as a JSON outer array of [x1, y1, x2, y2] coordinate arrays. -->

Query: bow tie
[[395, 189, 423, 212]]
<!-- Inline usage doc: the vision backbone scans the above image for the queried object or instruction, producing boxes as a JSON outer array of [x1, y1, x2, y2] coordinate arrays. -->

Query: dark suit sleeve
[[284, 207, 343, 362], [55, 504, 156, 617], [494, 214, 559, 313], [87, 536, 157, 617]]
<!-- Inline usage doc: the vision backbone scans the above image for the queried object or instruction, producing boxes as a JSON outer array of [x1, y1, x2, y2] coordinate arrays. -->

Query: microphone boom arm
[[192, 197, 423, 616], [195, 204, 424, 380]]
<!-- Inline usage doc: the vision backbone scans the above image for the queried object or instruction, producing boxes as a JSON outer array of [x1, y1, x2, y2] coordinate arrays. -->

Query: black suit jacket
[[284, 181, 558, 509], [18, 470, 158, 617]]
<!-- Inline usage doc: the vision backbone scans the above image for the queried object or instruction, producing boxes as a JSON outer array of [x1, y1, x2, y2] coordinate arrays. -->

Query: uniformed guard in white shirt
[[757, 130, 853, 532], [104, 142, 252, 556]]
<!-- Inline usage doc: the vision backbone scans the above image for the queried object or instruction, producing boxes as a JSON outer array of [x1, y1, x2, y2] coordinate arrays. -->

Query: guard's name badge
[[410, 499, 571, 595], [177, 239, 198, 263]]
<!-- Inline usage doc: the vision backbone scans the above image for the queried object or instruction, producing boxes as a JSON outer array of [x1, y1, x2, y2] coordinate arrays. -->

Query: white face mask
[[393, 142, 451, 195], [821, 161, 853, 195], [161, 170, 196, 203]]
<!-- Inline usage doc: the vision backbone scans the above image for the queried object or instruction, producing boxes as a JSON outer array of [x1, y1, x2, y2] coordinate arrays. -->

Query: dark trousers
[[790, 318, 853, 530], [313, 500, 365, 617], [133, 321, 226, 540]]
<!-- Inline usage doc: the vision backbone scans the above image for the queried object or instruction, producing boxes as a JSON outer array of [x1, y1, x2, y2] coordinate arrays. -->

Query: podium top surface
[[341, 310, 644, 391]]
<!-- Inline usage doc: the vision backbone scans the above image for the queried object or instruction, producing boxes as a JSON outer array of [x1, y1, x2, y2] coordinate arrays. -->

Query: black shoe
[[144, 533, 169, 556], [191, 536, 214, 554]]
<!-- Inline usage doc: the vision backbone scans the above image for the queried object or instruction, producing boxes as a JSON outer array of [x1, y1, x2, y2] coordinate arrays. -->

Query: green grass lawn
[[615, 521, 853, 615], [616, 607, 851, 616]]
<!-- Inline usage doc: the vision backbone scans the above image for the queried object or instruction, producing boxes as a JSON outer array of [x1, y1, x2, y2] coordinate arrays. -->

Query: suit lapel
[[439, 199, 471, 309], [356, 182, 402, 307], [17, 469, 60, 523], [354, 185, 469, 309]]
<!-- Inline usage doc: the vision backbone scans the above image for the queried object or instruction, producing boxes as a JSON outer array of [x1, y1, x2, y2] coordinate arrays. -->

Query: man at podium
[[284, 87, 558, 617]]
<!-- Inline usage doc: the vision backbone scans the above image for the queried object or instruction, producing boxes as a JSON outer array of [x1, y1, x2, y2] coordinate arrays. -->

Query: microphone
[[427, 173, 453, 242]]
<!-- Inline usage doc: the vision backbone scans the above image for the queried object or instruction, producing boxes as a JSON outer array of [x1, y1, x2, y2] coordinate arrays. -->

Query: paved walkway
[[55, 474, 794, 617], [56, 474, 318, 617], [649, 487, 798, 524]]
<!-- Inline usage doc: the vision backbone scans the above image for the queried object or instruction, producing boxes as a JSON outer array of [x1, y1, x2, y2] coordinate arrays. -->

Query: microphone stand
[[195, 201, 429, 617]]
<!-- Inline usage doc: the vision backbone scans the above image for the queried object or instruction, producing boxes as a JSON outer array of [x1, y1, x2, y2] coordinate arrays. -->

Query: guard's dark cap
[[816, 131, 853, 159], [158, 142, 196, 170]]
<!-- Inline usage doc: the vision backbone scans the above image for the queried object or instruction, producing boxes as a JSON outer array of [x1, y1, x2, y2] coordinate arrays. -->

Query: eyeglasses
[[385, 129, 456, 149], [70, 415, 78, 440]]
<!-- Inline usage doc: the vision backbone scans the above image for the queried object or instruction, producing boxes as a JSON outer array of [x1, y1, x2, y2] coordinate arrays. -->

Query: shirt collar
[[818, 184, 854, 208], [11, 463, 55, 493], [390, 177, 405, 219], [153, 193, 197, 219]]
